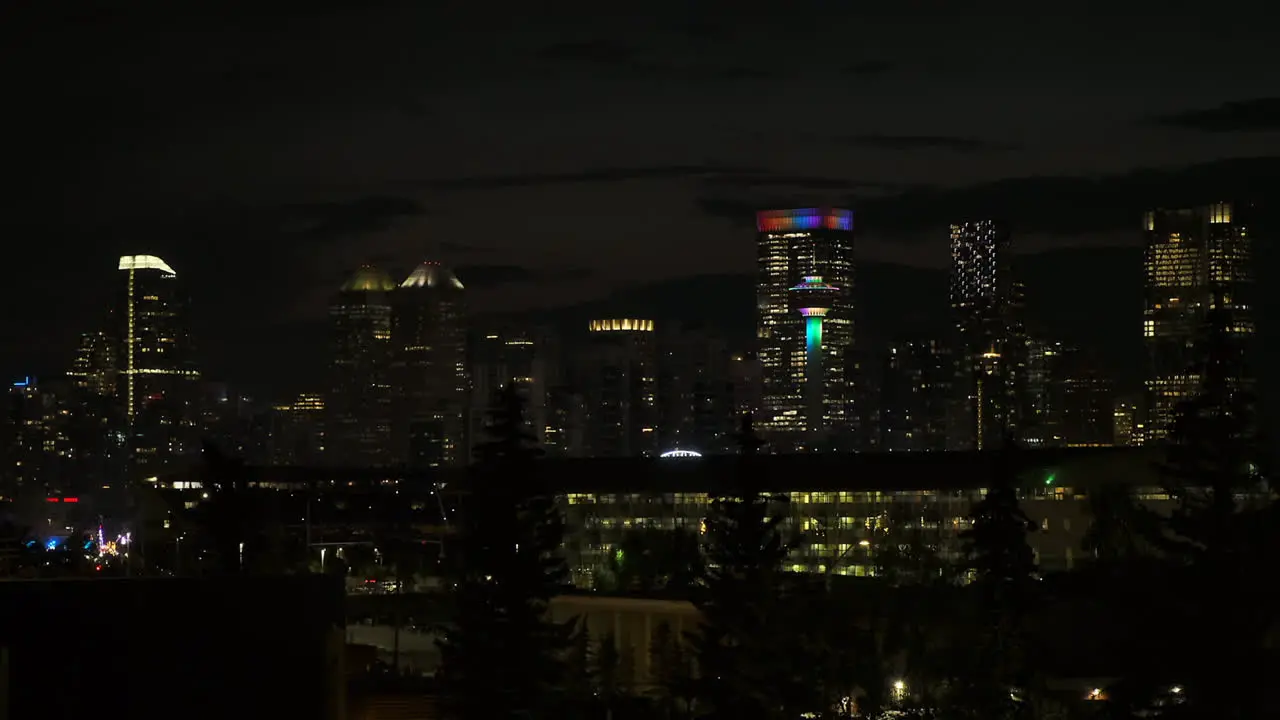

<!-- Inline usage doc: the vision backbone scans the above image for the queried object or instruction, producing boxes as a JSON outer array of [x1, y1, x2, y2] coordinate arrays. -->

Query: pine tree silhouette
[[950, 436, 1037, 719], [1138, 285, 1274, 718], [435, 383, 572, 719], [691, 414, 797, 719]]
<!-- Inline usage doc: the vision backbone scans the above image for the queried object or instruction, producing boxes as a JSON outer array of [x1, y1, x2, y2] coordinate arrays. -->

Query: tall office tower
[[1143, 202, 1255, 440], [326, 266, 395, 467], [728, 352, 762, 422], [1023, 339, 1064, 446], [878, 340, 953, 452], [64, 330, 126, 489], [268, 392, 325, 466], [544, 385, 586, 458], [116, 255, 201, 473], [68, 331, 118, 397], [582, 319, 658, 458], [0, 377, 53, 496], [199, 383, 269, 462], [1112, 396, 1140, 447], [1057, 348, 1114, 447], [391, 262, 468, 467], [948, 221, 1019, 450], [755, 208, 855, 450], [657, 325, 736, 455], [470, 326, 549, 453]]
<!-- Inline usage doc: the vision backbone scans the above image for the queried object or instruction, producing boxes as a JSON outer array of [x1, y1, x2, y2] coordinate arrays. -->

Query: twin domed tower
[[328, 262, 467, 468]]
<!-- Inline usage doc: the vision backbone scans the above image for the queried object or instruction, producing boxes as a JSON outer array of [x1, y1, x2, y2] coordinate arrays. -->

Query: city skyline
[[4, 4, 1278, 392]]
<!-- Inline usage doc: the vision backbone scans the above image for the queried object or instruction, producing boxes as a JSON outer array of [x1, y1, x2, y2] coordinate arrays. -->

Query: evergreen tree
[[593, 632, 627, 715], [691, 414, 797, 719], [602, 527, 704, 594], [435, 383, 573, 720], [1132, 287, 1274, 719], [563, 619, 596, 718], [650, 621, 696, 720], [947, 439, 1038, 719]]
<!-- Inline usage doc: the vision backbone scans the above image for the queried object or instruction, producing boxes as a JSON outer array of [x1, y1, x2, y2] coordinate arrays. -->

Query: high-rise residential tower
[[948, 221, 1020, 450], [391, 262, 468, 467], [1143, 202, 1255, 440], [326, 265, 395, 467], [755, 208, 855, 449], [116, 255, 200, 473]]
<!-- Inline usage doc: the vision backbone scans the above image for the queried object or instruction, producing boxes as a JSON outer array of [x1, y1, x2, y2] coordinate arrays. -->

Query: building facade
[[470, 326, 551, 453], [657, 325, 737, 455], [391, 263, 468, 468], [755, 208, 856, 450], [115, 255, 201, 474], [948, 221, 1020, 450], [1143, 202, 1255, 440], [878, 339, 952, 452], [582, 319, 658, 458], [327, 266, 395, 467]]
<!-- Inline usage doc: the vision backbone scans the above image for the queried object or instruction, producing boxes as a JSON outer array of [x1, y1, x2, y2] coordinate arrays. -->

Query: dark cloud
[[695, 156, 1280, 238], [840, 134, 1017, 153], [366, 165, 764, 193], [279, 196, 425, 241], [1152, 97, 1280, 132], [457, 264, 593, 289], [438, 241, 494, 256], [857, 156, 1280, 238], [841, 59, 895, 76], [717, 66, 771, 80], [537, 40, 635, 66], [705, 174, 892, 191]]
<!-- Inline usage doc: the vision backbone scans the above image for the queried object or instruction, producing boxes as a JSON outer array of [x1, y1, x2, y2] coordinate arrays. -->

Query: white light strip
[[118, 255, 176, 275]]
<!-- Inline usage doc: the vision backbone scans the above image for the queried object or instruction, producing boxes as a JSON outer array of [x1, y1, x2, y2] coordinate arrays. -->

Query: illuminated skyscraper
[[755, 208, 855, 449], [948, 221, 1018, 450], [1143, 202, 1255, 439], [115, 255, 200, 473], [582, 319, 658, 457], [391, 262, 468, 467], [326, 266, 395, 467]]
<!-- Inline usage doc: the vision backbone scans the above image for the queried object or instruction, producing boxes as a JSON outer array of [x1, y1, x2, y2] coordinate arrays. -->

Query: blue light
[[806, 316, 823, 354], [45, 539, 59, 551], [13, 376, 31, 387]]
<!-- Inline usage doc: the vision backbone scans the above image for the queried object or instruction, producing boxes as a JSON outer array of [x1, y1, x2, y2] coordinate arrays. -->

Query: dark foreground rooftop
[[170, 446, 1161, 494]]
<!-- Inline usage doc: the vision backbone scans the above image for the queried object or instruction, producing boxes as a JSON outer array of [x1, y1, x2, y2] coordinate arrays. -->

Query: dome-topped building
[[391, 261, 468, 467], [328, 265, 396, 467], [341, 265, 397, 293], [401, 261, 464, 290]]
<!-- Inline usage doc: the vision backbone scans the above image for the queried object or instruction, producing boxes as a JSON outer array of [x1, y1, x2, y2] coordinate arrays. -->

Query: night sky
[[4, 4, 1278, 398]]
